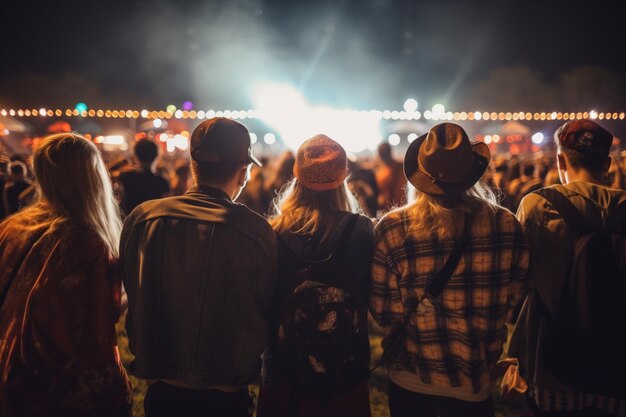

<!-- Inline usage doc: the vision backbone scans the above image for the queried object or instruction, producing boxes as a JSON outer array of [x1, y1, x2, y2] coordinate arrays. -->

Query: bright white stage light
[[532, 132, 544, 144], [251, 81, 382, 153]]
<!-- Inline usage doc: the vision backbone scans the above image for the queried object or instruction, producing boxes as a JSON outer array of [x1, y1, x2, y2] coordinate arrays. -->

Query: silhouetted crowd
[[1, 119, 625, 417]]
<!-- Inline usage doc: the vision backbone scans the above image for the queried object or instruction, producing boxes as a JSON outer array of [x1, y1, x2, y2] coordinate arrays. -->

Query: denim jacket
[[121, 185, 278, 388]]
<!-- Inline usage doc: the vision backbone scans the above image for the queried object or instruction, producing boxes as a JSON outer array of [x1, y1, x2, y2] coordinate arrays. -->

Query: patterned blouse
[[0, 211, 132, 417]]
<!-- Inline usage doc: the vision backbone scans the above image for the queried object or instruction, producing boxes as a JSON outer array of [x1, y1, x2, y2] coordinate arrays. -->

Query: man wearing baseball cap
[[121, 118, 277, 417], [510, 119, 626, 416]]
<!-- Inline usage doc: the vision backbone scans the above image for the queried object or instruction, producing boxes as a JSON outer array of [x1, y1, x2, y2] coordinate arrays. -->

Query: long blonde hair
[[402, 181, 500, 240], [270, 178, 362, 240], [23, 133, 122, 257]]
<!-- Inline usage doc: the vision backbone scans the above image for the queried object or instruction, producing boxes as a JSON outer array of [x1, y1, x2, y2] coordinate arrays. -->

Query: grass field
[[116, 314, 527, 417]]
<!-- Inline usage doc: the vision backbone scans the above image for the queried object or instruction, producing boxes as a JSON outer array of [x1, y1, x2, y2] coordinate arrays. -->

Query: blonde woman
[[257, 135, 374, 417], [0, 134, 132, 417], [370, 123, 529, 417]]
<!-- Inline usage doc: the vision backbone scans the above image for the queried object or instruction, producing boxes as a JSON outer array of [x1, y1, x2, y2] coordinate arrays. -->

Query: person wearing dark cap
[[257, 134, 374, 417], [370, 123, 529, 417], [508, 119, 626, 417], [120, 118, 278, 417]]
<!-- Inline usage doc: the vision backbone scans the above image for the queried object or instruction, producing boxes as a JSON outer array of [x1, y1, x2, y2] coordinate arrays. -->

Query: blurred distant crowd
[[1, 137, 625, 221]]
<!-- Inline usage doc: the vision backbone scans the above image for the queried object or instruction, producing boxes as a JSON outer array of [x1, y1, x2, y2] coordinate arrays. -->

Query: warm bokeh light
[[532, 132, 544, 144]]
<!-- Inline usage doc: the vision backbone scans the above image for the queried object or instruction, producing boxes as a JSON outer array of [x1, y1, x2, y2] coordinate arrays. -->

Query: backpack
[[274, 215, 369, 408], [534, 188, 626, 396]]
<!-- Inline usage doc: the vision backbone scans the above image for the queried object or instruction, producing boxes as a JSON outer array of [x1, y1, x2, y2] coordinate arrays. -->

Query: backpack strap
[[534, 188, 591, 237], [605, 201, 626, 235], [424, 213, 471, 300], [331, 214, 359, 262]]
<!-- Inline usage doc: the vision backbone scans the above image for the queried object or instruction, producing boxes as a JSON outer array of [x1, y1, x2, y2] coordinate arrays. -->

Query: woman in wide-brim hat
[[369, 123, 530, 417]]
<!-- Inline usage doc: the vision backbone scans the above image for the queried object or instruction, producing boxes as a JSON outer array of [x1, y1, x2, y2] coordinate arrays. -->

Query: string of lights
[[1, 108, 624, 122]]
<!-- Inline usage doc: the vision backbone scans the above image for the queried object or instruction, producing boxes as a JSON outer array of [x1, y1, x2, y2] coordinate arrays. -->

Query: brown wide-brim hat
[[403, 122, 490, 196]]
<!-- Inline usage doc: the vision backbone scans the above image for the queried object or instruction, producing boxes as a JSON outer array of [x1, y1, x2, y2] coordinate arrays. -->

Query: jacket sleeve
[[369, 219, 403, 328], [254, 229, 278, 322], [507, 215, 530, 323], [119, 213, 139, 305], [516, 193, 565, 317]]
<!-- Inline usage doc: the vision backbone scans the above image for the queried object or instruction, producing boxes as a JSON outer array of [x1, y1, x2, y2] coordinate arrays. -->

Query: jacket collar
[[187, 185, 232, 201]]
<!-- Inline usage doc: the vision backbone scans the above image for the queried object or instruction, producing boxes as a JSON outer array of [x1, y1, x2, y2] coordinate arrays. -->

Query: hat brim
[[249, 152, 262, 167], [403, 133, 491, 196]]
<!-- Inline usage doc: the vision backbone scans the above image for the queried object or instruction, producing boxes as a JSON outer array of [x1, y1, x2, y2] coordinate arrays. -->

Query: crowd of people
[[0, 117, 624, 417]]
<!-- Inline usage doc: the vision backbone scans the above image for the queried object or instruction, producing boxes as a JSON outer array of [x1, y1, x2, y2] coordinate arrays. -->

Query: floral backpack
[[274, 215, 369, 410]]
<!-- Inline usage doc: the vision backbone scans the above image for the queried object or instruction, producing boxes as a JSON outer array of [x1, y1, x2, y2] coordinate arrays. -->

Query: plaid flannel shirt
[[370, 204, 529, 394]]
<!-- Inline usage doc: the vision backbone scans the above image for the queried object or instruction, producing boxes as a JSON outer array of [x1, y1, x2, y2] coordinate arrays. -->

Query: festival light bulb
[[403, 98, 418, 112], [532, 132, 544, 144]]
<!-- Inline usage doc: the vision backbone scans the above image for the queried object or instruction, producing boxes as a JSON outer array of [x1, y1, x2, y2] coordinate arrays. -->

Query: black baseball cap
[[190, 118, 261, 166]]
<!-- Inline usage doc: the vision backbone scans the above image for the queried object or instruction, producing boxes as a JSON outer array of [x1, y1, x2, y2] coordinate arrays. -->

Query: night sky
[[2, 0, 625, 112]]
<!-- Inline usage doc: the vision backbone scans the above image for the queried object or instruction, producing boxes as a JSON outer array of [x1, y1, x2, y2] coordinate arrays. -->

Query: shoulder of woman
[[58, 224, 110, 257], [353, 213, 375, 233]]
